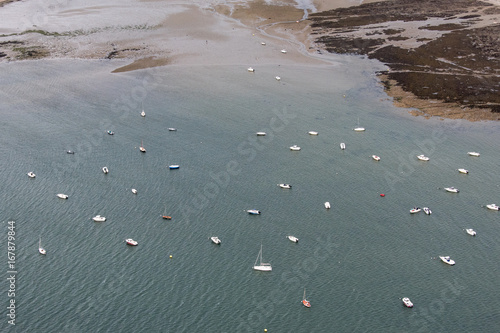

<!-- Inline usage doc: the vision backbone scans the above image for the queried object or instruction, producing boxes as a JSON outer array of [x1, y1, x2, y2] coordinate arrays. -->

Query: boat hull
[[253, 265, 272, 272]]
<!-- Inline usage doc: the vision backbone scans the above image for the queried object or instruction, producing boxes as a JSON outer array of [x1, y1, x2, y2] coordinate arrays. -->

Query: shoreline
[[1, 0, 499, 121]]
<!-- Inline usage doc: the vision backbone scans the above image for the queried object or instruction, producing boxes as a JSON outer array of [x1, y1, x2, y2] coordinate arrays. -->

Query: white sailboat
[[139, 140, 146, 153], [38, 237, 46, 255], [253, 245, 272, 271], [353, 117, 365, 132], [140, 102, 146, 117]]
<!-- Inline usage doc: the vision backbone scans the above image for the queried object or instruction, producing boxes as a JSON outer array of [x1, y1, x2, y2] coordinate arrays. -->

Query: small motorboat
[[444, 187, 459, 193], [162, 215, 172, 220], [275, 76, 281, 81], [247, 67, 255, 72], [402, 297, 413, 308], [125, 238, 138, 246], [467, 152, 480, 157], [131, 189, 137, 194], [410, 207, 421, 214], [324, 201, 331, 209], [107, 130, 114, 135], [423, 207, 432, 215], [140, 110, 146, 117], [458, 168, 469, 174], [261, 42, 266, 45], [290, 145, 301, 151], [466, 228, 476, 236], [256, 132, 266, 136], [340, 142, 346, 150], [281, 49, 287, 54], [66, 150, 75, 154], [92, 215, 106, 222], [308, 131, 318, 135], [27, 172, 36, 178], [247, 209, 261, 215], [486, 204, 499, 211], [168, 128, 177, 131], [57, 193, 68, 199], [372, 155, 381, 161], [278, 183, 292, 189], [439, 256, 455, 266], [287, 235, 299, 243], [417, 155, 430, 161], [169, 165, 180, 169], [353, 127, 365, 132], [210, 236, 221, 245], [102, 167, 109, 174], [38, 237, 46, 255]]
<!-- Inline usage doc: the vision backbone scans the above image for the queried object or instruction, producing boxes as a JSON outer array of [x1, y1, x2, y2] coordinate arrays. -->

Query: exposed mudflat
[[309, 0, 500, 121]]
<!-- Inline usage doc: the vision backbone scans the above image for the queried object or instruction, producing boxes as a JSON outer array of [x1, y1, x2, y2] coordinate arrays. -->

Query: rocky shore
[[308, 0, 500, 121]]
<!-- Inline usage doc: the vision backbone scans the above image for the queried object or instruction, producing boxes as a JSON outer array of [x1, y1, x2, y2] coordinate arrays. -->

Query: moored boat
[[210, 236, 221, 245], [256, 132, 266, 136], [287, 235, 299, 243], [417, 154, 429, 161], [402, 297, 413, 308], [66, 150, 75, 154], [169, 165, 180, 169], [139, 140, 146, 153], [467, 152, 480, 157], [372, 155, 381, 161], [423, 207, 432, 215], [410, 207, 421, 214], [458, 168, 469, 174], [486, 204, 499, 211], [253, 245, 272, 271], [162, 215, 172, 220], [308, 131, 318, 135], [131, 189, 137, 194], [168, 128, 177, 131], [92, 215, 106, 222], [281, 49, 287, 54], [302, 289, 311, 308], [27, 172, 36, 178], [278, 183, 292, 189], [125, 238, 138, 246], [102, 167, 109, 174], [107, 130, 114, 135], [247, 209, 261, 215], [439, 256, 455, 265], [340, 142, 346, 150], [275, 76, 281, 81], [38, 237, 46, 255], [247, 67, 255, 72], [290, 145, 301, 151], [57, 193, 68, 199], [466, 228, 476, 236], [444, 187, 459, 193], [324, 201, 331, 209]]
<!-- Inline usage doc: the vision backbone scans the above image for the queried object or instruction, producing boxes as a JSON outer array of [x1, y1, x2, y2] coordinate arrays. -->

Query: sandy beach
[[1, 0, 499, 120]]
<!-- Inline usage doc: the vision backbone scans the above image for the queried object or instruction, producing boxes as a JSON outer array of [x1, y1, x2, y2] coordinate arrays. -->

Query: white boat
[[140, 103, 146, 117], [410, 207, 421, 214], [372, 155, 381, 161], [168, 128, 177, 131], [210, 236, 221, 245], [340, 142, 346, 150], [287, 235, 299, 243], [107, 130, 114, 135], [308, 131, 318, 135], [253, 245, 272, 272], [290, 145, 301, 151], [92, 215, 106, 222], [423, 207, 432, 215], [467, 152, 480, 157], [131, 189, 137, 194], [247, 209, 261, 215], [139, 140, 146, 153], [66, 150, 75, 154], [444, 187, 459, 193], [102, 167, 109, 174], [125, 238, 138, 246], [417, 155, 429, 161], [281, 49, 287, 54], [57, 193, 68, 199], [27, 172, 36, 178], [486, 204, 499, 211], [38, 237, 46, 255], [402, 297, 413, 308], [439, 256, 455, 266], [261, 42, 266, 45], [256, 132, 266, 136], [278, 183, 292, 189], [302, 289, 311, 308], [169, 165, 180, 169], [324, 201, 331, 209], [247, 67, 255, 72], [353, 117, 365, 131], [466, 228, 476, 236], [275, 76, 281, 81], [458, 168, 469, 174]]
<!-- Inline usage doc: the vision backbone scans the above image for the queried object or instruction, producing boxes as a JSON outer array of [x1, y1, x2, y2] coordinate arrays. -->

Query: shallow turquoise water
[[1, 58, 499, 332]]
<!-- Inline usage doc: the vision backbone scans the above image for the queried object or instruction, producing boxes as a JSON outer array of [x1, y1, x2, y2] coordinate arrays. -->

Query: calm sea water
[[1, 57, 499, 332]]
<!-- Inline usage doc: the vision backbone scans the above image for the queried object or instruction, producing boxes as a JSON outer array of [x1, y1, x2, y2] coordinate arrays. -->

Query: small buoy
[[380, 194, 385, 197], [169, 255, 173, 258]]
